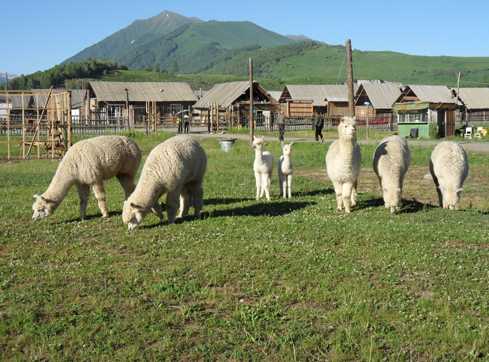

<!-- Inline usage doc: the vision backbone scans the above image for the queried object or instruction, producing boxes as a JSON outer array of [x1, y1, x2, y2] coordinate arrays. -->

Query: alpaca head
[[338, 117, 357, 141], [282, 142, 293, 156], [252, 136, 265, 150], [32, 194, 56, 221], [441, 186, 463, 210], [122, 200, 145, 231]]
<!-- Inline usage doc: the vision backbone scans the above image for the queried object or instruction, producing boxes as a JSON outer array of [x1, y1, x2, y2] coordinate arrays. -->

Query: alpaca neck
[[339, 137, 356, 156], [130, 174, 164, 209], [255, 148, 265, 164], [43, 168, 76, 206]]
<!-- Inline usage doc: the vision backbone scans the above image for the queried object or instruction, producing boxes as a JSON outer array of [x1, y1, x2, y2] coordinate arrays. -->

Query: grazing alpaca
[[32, 136, 141, 221], [325, 117, 361, 213], [278, 143, 293, 198], [252, 137, 274, 201], [373, 135, 411, 213], [429, 141, 469, 210], [122, 135, 207, 231]]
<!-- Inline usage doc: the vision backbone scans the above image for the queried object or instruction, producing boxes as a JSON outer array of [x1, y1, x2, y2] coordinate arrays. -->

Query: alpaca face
[[252, 137, 265, 150], [122, 201, 144, 231], [339, 117, 357, 140], [32, 195, 54, 221], [441, 186, 463, 210], [282, 143, 293, 156]]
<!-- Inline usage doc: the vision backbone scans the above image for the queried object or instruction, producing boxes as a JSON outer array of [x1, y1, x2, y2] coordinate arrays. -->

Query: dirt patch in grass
[[297, 166, 489, 210]]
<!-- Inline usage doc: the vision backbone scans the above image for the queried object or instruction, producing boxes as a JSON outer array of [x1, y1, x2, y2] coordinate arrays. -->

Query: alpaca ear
[[33, 194, 41, 200], [130, 202, 143, 210], [457, 188, 464, 193]]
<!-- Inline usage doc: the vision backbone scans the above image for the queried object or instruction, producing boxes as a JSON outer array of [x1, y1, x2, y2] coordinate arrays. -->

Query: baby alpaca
[[325, 117, 361, 213], [373, 135, 411, 213], [278, 143, 293, 198], [252, 137, 274, 201], [430, 141, 469, 210], [122, 135, 207, 230], [32, 136, 141, 221]]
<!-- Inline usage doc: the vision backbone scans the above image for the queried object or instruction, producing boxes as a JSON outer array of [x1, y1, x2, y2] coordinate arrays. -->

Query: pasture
[[1, 133, 489, 360]]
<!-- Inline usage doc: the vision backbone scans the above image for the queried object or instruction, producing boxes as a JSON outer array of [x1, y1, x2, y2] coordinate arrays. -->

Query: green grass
[[1, 133, 489, 360]]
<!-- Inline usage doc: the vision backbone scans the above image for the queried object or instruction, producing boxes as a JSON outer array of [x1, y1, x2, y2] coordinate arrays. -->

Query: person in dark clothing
[[314, 116, 324, 142], [276, 113, 286, 142], [183, 115, 190, 134], [177, 114, 183, 134]]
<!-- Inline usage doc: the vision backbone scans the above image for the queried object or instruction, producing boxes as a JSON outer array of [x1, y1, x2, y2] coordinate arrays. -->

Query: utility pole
[[456, 72, 466, 125], [345, 39, 355, 117], [249, 58, 254, 143]]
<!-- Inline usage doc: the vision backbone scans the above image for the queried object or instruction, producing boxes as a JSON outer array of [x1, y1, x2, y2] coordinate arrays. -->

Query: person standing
[[177, 114, 183, 134], [183, 114, 190, 134], [314, 116, 324, 142], [277, 112, 286, 142]]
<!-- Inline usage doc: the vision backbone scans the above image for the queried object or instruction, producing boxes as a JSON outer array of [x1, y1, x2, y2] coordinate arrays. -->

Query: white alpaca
[[325, 117, 361, 213], [122, 135, 207, 230], [252, 137, 274, 201], [278, 143, 293, 198], [32, 135, 141, 221], [429, 141, 469, 210], [373, 135, 411, 213]]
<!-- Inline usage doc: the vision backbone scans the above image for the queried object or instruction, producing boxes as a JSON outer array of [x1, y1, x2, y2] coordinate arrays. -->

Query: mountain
[[287, 35, 313, 42], [66, 11, 294, 73]]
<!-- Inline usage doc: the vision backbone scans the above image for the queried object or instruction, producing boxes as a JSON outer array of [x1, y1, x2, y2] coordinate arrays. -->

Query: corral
[[1, 132, 488, 360]]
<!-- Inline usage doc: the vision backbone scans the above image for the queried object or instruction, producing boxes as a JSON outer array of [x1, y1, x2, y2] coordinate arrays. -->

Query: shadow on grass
[[295, 188, 334, 197], [207, 200, 315, 218], [357, 197, 435, 213], [205, 197, 253, 206], [61, 210, 121, 223]]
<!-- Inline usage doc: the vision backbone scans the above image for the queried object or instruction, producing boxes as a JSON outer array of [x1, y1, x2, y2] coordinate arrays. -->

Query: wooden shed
[[394, 85, 458, 138], [355, 80, 402, 122], [455, 87, 489, 125]]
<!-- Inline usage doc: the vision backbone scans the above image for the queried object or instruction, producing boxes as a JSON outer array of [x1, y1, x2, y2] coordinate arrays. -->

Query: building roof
[[194, 81, 271, 109], [455, 87, 489, 110], [405, 85, 456, 104], [268, 91, 282, 102], [356, 81, 402, 109], [71, 89, 89, 108], [282, 84, 349, 106], [89, 81, 197, 103]]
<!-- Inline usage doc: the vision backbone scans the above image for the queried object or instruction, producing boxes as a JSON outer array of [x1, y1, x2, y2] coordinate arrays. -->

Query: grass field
[[1, 133, 489, 360]]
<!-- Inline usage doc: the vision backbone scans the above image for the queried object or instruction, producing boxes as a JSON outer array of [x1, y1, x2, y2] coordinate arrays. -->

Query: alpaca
[[325, 117, 361, 213], [430, 141, 469, 210], [373, 135, 411, 213], [252, 137, 274, 201], [278, 143, 293, 198], [32, 136, 141, 221], [122, 135, 207, 230]]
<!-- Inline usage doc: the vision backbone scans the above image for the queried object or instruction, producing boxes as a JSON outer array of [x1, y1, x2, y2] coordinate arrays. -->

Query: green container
[[398, 123, 430, 139]]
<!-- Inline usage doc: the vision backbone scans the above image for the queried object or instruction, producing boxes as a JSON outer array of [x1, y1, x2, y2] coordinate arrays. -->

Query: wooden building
[[88, 81, 197, 127], [355, 80, 402, 120], [193, 81, 276, 129], [455, 87, 489, 125], [394, 85, 458, 138]]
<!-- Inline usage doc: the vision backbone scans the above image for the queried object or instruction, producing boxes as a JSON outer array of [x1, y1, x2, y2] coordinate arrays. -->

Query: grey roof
[[455, 88, 489, 110], [71, 89, 89, 108], [194, 81, 271, 109], [282, 84, 350, 106], [268, 91, 282, 102], [407, 85, 456, 104], [90, 81, 197, 103], [356, 81, 402, 109]]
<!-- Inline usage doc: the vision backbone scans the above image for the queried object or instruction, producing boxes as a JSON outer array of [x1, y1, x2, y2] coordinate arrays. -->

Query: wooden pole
[[36, 94, 40, 159], [25, 87, 54, 158], [5, 73, 10, 160], [249, 58, 254, 143], [457, 72, 465, 124], [67, 91, 72, 148], [345, 39, 355, 117]]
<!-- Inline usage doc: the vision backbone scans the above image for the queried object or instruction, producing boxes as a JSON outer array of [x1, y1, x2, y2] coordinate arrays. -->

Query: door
[[445, 110, 455, 137]]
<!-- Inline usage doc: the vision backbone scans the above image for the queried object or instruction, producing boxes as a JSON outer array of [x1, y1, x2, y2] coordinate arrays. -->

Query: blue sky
[[2, 0, 488, 74]]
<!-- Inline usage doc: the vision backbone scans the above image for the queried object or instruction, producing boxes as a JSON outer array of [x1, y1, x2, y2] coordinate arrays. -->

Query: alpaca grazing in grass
[[373, 135, 411, 213], [325, 116, 361, 213], [32, 135, 141, 221], [278, 143, 293, 198], [252, 137, 274, 201], [430, 141, 469, 210], [122, 135, 207, 231]]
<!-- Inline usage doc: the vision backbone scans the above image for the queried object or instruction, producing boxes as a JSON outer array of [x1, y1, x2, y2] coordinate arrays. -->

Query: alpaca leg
[[342, 182, 353, 214], [333, 181, 343, 211], [282, 177, 287, 199], [351, 180, 358, 207], [166, 191, 180, 224], [255, 172, 261, 200], [151, 201, 164, 223], [259, 174, 266, 198], [287, 174, 292, 199], [262, 173, 271, 201], [77, 184, 90, 220], [178, 188, 191, 218], [117, 174, 136, 199], [92, 182, 109, 218], [190, 183, 204, 217], [278, 173, 284, 198]]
